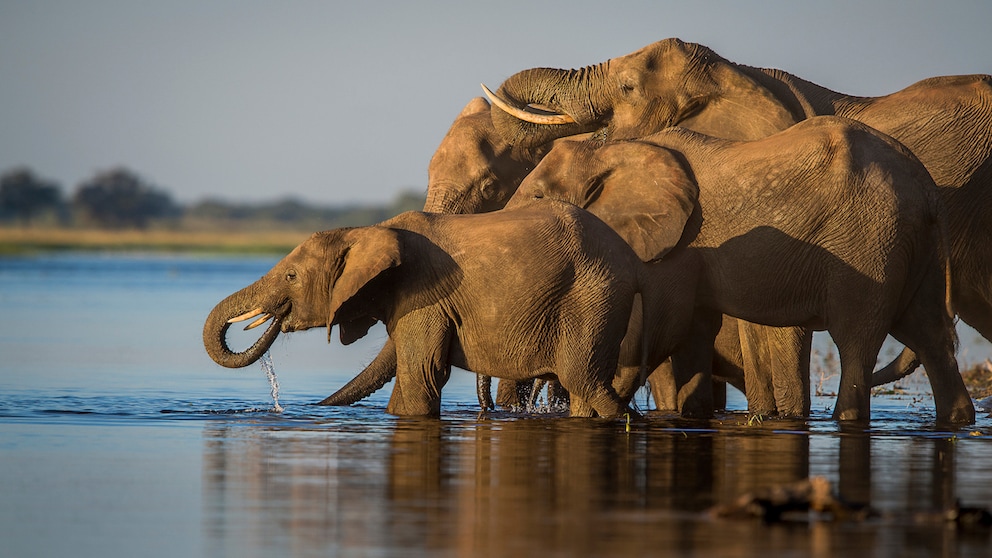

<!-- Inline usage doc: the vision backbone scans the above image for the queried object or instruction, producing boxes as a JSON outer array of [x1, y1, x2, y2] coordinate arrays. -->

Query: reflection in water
[[200, 415, 992, 556]]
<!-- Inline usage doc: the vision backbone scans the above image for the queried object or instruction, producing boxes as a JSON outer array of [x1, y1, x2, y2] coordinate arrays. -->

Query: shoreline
[[0, 226, 311, 255]]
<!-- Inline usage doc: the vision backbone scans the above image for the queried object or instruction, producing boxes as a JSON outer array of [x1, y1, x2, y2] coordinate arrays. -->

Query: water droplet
[[259, 352, 283, 413]]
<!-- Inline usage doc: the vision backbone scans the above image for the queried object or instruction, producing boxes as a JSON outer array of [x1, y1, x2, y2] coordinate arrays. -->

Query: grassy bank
[[0, 227, 311, 255]]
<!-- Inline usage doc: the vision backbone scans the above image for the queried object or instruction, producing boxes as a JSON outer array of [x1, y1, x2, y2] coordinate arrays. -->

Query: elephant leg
[[671, 312, 721, 418], [580, 385, 633, 419], [613, 363, 648, 404], [739, 323, 810, 416], [386, 313, 453, 417], [495, 379, 534, 409], [831, 329, 886, 422], [527, 379, 568, 410], [912, 342, 974, 424], [712, 315, 746, 393], [710, 316, 743, 412], [563, 365, 629, 418], [889, 279, 975, 424], [568, 395, 595, 417], [769, 326, 811, 416], [477, 375, 494, 411], [648, 361, 678, 411], [739, 321, 778, 416], [318, 337, 398, 406]]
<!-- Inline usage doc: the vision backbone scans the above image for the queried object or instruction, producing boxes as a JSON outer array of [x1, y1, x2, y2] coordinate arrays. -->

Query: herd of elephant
[[203, 38, 992, 424]]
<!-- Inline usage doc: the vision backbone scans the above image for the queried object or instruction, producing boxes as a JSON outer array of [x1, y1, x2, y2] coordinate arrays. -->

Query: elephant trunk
[[489, 65, 606, 148], [423, 187, 471, 214], [318, 337, 399, 405], [203, 286, 284, 369], [871, 347, 921, 387]]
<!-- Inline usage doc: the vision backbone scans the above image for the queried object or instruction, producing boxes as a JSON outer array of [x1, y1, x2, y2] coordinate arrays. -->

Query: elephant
[[317, 98, 552, 411], [503, 116, 976, 424], [484, 37, 992, 412], [318, 98, 743, 413], [203, 198, 684, 418]]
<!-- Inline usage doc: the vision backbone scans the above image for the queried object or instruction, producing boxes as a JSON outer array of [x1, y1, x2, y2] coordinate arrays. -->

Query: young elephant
[[203, 199, 665, 418], [505, 116, 976, 424]]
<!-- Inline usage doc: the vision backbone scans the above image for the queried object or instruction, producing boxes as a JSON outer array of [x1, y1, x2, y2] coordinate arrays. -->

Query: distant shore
[[0, 226, 311, 255]]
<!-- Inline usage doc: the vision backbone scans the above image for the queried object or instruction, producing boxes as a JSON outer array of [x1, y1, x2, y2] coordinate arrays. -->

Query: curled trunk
[[490, 66, 605, 149], [203, 286, 282, 369], [872, 347, 921, 386], [318, 337, 400, 405]]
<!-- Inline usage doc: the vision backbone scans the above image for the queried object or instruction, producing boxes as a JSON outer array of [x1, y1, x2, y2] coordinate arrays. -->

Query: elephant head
[[319, 98, 571, 408], [424, 97, 541, 214], [506, 138, 698, 262], [485, 38, 798, 149], [203, 227, 401, 368]]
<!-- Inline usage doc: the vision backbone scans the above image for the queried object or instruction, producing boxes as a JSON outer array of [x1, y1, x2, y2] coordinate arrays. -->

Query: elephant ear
[[327, 226, 402, 345], [583, 142, 698, 262], [682, 63, 800, 140]]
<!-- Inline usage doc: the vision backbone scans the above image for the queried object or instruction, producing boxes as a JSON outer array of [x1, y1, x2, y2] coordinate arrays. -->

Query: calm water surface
[[1, 253, 991, 557]]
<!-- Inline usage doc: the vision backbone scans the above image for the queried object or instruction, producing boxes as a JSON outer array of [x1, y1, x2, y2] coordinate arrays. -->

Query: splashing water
[[259, 352, 284, 413]]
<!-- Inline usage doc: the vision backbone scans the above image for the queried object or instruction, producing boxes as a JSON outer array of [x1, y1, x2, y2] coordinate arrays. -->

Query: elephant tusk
[[481, 83, 576, 125], [244, 313, 273, 331], [228, 307, 264, 324]]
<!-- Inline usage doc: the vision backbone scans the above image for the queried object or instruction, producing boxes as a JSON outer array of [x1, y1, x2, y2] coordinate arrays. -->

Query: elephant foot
[[831, 406, 869, 422], [569, 397, 595, 417], [677, 379, 714, 419], [935, 401, 976, 425], [387, 384, 441, 417]]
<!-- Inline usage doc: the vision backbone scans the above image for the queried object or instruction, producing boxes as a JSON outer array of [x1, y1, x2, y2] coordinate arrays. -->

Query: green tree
[[73, 168, 179, 229], [0, 167, 63, 224]]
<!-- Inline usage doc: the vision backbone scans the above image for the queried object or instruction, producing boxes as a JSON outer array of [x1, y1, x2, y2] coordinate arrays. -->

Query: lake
[[1, 252, 991, 557]]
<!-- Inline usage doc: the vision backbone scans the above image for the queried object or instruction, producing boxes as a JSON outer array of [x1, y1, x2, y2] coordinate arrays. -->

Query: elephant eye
[[286, 269, 298, 282], [479, 179, 496, 199]]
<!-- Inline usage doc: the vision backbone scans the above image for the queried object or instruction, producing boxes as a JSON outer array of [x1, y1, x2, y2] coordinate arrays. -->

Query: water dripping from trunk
[[259, 352, 283, 413]]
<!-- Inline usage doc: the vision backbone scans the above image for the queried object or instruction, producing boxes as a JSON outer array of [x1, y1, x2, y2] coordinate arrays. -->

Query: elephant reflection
[[199, 417, 987, 555]]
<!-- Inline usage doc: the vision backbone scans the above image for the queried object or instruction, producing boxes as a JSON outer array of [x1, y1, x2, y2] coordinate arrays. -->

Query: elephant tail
[[934, 188, 955, 322], [317, 337, 398, 406], [943, 236, 954, 320]]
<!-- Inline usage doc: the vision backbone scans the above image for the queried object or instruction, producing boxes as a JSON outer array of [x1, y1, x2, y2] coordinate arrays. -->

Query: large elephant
[[504, 116, 975, 424], [485, 37, 992, 411], [317, 98, 737, 411], [204, 199, 671, 418]]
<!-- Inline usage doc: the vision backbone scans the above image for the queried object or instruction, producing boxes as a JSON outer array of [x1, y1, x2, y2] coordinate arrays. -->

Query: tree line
[[0, 166, 426, 230]]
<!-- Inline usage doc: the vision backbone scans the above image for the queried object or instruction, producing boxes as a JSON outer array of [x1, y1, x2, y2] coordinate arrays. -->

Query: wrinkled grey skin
[[324, 35, 992, 413], [319, 98, 740, 412], [318, 98, 547, 409], [205, 200, 655, 418], [506, 117, 975, 424], [490, 37, 992, 412]]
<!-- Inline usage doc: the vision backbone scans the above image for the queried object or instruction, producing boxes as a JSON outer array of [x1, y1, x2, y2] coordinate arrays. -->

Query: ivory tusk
[[481, 83, 576, 125], [244, 313, 273, 331], [228, 308, 264, 323]]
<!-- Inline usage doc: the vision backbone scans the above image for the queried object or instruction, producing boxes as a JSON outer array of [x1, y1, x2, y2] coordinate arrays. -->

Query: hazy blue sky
[[1, 0, 989, 205]]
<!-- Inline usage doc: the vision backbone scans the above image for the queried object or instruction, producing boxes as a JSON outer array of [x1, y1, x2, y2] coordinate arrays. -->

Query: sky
[[1, 0, 989, 206]]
